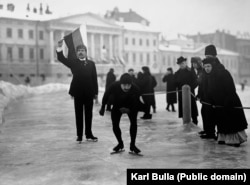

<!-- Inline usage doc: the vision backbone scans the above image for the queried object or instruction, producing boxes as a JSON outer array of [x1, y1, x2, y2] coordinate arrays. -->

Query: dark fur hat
[[205, 44, 217, 56], [202, 57, 215, 65], [177, 56, 187, 64]]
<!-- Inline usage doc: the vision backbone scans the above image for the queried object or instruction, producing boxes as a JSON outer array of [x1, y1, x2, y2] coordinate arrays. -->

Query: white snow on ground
[[0, 81, 70, 125]]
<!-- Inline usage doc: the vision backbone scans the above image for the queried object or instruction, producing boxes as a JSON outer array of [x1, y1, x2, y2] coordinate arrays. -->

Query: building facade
[[0, 11, 125, 85], [159, 38, 240, 90], [188, 30, 250, 82], [118, 22, 160, 74]]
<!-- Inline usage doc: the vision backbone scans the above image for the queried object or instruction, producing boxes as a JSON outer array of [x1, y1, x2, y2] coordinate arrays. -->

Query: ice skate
[[129, 145, 143, 156], [76, 136, 82, 144], [86, 135, 98, 142], [110, 143, 125, 154]]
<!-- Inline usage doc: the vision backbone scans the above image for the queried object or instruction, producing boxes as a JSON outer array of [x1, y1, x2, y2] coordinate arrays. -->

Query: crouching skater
[[99, 73, 142, 154]]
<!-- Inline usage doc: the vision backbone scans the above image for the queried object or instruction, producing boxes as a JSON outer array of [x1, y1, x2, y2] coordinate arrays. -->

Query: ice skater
[[99, 73, 142, 154]]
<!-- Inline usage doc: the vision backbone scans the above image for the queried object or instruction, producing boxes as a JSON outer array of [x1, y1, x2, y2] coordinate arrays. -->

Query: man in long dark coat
[[174, 56, 198, 124], [202, 57, 248, 146], [57, 40, 98, 143], [105, 68, 116, 111], [162, 67, 177, 112]]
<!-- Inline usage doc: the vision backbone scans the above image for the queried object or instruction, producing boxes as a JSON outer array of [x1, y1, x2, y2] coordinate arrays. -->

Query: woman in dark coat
[[202, 57, 248, 146], [136, 66, 157, 119], [105, 68, 116, 111], [162, 67, 177, 111], [174, 56, 199, 124]]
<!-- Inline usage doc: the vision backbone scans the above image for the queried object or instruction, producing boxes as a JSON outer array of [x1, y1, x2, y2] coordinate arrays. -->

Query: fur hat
[[177, 56, 187, 64], [202, 57, 215, 65], [191, 57, 202, 64], [120, 73, 132, 84], [205, 44, 217, 56]]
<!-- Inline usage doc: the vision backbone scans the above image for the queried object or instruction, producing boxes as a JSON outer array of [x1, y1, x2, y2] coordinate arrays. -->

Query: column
[[109, 34, 113, 59], [49, 30, 54, 64], [118, 33, 123, 58], [91, 33, 95, 59], [100, 34, 104, 60]]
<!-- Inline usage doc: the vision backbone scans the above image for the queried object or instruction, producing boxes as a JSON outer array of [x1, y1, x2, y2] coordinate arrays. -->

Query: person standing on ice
[[162, 67, 177, 112], [56, 40, 98, 143], [174, 56, 199, 125], [105, 68, 116, 111], [99, 73, 142, 154], [201, 57, 248, 147]]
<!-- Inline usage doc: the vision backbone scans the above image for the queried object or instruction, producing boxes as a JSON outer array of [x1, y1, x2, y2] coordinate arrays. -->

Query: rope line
[[141, 90, 250, 110], [190, 91, 250, 110]]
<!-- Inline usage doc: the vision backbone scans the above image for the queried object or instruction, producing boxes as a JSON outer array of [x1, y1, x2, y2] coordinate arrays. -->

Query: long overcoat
[[174, 67, 198, 118], [201, 67, 248, 133], [162, 74, 177, 104]]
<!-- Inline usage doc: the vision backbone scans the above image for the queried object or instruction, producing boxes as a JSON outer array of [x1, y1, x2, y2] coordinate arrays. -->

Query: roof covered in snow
[[116, 21, 160, 33]]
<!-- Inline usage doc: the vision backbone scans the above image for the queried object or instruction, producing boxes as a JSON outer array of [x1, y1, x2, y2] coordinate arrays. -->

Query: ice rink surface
[[0, 85, 249, 185]]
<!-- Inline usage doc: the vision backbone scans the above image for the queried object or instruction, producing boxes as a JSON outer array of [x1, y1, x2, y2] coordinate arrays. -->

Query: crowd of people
[[57, 38, 248, 154]]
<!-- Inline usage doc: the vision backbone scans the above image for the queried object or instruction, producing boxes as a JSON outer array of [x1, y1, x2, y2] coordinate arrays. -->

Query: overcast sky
[[6, 0, 250, 38]]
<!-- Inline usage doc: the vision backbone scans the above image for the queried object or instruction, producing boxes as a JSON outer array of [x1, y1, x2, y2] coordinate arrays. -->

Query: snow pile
[[0, 81, 69, 125]]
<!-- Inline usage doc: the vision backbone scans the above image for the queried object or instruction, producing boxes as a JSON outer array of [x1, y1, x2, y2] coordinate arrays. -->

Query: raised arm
[[56, 40, 72, 68]]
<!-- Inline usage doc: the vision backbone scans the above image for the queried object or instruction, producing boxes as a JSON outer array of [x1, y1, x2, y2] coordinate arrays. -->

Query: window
[[29, 30, 34, 39], [133, 53, 136, 63], [18, 29, 23, 38], [40, 48, 44, 60], [153, 40, 156, 46], [39, 31, 44, 40], [18, 48, 24, 60], [162, 56, 166, 65], [146, 39, 149, 46], [29, 48, 34, 60], [140, 53, 143, 64], [7, 47, 13, 60], [154, 54, 156, 62], [6, 28, 12, 38], [139, 39, 143, 46], [147, 53, 150, 65], [132, 38, 135, 45], [125, 38, 128, 45], [125, 52, 129, 62]]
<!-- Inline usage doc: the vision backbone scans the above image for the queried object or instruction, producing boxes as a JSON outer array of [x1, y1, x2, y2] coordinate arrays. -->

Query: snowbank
[[0, 81, 69, 125]]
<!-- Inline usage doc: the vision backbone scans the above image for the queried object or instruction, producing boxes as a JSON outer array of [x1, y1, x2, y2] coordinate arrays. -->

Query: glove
[[119, 107, 130, 114], [99, 105, 105, 116]]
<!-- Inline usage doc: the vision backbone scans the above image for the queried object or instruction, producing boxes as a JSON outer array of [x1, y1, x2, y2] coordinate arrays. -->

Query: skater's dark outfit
[[99, 73, 141, 153]]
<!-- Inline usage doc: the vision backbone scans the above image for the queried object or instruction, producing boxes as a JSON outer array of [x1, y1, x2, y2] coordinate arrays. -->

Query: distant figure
[[105, 68, 116, 111], [174, 56, 199, 124], [240, 79, 247, 91], [25, 76, 31, 86], [137, 66, 157, 119], [191, 57, 203, 84], [99, 73, 142, 154], [202, 57, 248, 146], [128, 68, 137, 83], [162, 67, 177, 112], [56, 40, 98, 143], [41, 74, 46, 83]]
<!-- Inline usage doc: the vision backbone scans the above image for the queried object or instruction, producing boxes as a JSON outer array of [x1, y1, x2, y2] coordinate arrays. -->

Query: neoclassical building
[[0, 10, 125, 85]]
